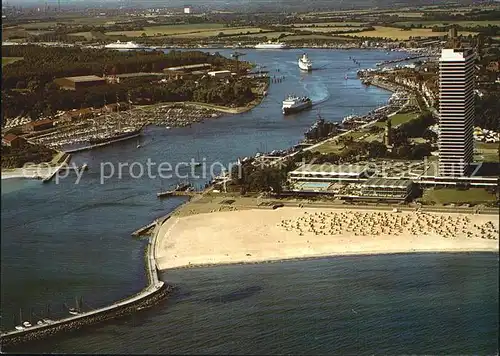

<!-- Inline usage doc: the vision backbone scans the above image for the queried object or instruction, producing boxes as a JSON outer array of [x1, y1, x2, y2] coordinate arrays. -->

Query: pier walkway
[[0, 214, 168, 348]]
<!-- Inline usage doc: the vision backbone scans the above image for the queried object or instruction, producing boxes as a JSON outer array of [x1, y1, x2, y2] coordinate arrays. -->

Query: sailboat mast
[[19, 308, 22, 323]]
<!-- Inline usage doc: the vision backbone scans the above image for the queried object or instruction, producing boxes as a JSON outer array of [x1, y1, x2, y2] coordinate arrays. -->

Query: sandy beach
[[155, 207, 499, 270]]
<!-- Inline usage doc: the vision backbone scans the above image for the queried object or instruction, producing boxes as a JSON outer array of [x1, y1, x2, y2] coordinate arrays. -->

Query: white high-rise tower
[[438, 48, 475, 177]]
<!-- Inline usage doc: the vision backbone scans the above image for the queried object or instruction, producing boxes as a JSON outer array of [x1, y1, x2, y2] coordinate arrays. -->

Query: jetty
[[0, 217, 171, 348]]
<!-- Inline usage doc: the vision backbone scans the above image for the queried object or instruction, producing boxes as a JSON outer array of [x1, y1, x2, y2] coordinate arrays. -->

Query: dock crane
[[230, 51, 246, 75]]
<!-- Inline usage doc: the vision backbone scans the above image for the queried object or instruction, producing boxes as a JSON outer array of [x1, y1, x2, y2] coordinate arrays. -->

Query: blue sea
[[1, 49, 498, 354]]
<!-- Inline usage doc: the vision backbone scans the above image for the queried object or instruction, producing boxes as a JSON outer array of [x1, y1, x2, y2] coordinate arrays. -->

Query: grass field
[[394, 20, 500, 28], [342, 26, 477, 40], [475, 142, 499, 162], [375, 111, 420, 128], [105, 24, 227, 37], [313, 131, 367, 154], [421, 188, 497, 205], [2, 57, 23, 67]]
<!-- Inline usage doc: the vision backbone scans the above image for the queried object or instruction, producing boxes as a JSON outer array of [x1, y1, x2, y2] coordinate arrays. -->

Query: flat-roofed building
[[164, 63, 211, 73], [438, 48, 475, 177], [54, 75, 107, 90], [23, 119, 54, 132], [288, 164, 375, 183], [208, 70, 232, 78], [338, 178, 415, 201]]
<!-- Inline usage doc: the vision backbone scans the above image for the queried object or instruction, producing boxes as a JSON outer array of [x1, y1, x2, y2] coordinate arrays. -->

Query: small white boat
[[165, 126, 171, 130], [136, 144, 141, 148], [15, 325, 25, 331], [22, 321, 32, 328], [298, 53, 312, 71]]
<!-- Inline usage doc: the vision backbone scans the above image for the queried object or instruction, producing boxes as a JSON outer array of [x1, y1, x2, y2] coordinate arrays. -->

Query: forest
[[1, 45, 236, 90], [2, 46, 256, 119]]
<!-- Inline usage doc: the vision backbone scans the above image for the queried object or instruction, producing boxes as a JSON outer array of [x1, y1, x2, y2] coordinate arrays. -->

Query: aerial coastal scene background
[[1, 0, 499, 354]]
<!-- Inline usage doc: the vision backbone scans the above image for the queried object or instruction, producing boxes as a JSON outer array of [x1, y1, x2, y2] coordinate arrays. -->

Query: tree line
[[3, 74, 258, 120], [1, 46, 235, 91]]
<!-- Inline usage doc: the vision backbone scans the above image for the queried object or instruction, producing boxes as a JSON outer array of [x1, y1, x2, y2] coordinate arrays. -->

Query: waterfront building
[[438, 48, 475, 177], [288, 164, 375, 184], [337, 178, 415, 202]]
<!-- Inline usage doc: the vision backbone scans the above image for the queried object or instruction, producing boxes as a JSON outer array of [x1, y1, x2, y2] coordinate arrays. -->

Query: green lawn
[[2, 57, 23, 67], [313, 131, 367, 154], [475, 142, 499, 162], [375, 111, 420, 128], [421, 188, 498, 205]]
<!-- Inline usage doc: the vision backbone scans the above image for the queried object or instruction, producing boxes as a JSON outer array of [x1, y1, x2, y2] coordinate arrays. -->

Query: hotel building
[[438, 48, 475, 177]]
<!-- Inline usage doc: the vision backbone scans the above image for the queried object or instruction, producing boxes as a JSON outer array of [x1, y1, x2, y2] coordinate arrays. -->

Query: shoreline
[[154, 206, 499, 271], [161, 249, 499, 271]]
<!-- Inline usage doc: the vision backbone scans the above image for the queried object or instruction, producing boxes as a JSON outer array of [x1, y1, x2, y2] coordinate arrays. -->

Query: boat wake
[[303, 83, 330, 106]]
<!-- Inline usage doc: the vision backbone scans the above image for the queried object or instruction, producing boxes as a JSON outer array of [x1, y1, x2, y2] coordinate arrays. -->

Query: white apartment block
[[438, 48, 475, 177]]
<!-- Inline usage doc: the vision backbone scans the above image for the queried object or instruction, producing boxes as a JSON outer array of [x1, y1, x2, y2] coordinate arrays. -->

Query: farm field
[[105, 23, 226, 37], [20, 16, 127, 29], [342, 26, 477, 40], [394, 20, 500, 27], [242, 31, 294, 38], [283, 34, 345, 41], [295, 27, 370, 33], [289, 22, 368, 27], [382, 12, 425, 18], [168, 27, 269, 38]]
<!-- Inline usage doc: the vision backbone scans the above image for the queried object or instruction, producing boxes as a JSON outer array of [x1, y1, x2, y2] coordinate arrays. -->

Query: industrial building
[[438, 48, 475, 177], [54, 75, 107, 90], [288, 164, 376, 183]]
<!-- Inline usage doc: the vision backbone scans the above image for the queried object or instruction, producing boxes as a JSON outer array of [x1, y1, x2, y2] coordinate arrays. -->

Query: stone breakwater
[[1, 218, 170, 349]]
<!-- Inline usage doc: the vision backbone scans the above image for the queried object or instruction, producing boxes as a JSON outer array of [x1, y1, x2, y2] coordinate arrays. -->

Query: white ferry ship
[[104, 41, 142, 49], [282, 95, 312, 115], [298, 53, 312, 71], [255, 41, 289, 50]]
